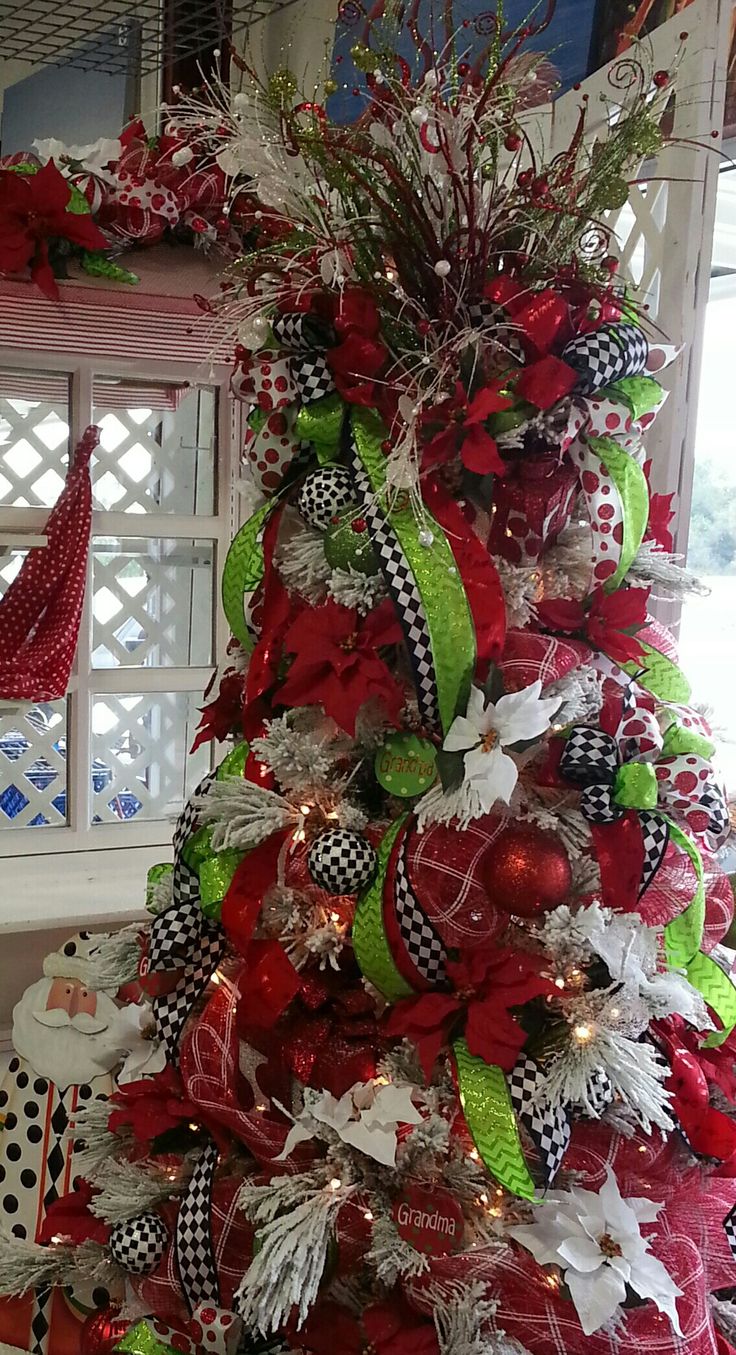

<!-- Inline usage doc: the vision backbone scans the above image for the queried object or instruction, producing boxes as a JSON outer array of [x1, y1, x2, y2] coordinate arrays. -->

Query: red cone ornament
[[481, 823, 572, 917], [80, 1306, 129, 1355]]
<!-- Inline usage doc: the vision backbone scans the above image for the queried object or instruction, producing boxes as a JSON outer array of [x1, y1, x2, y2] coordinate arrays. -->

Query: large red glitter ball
[[481, 824, 572, 917]]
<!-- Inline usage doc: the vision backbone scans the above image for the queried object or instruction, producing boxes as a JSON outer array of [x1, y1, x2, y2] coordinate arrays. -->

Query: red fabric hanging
[[0, 424, 98, 701]]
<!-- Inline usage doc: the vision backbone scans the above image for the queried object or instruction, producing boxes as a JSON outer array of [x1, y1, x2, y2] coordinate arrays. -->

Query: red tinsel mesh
[[406, 815, 507, 949], [409, 1126, 736, 1354], [639, 844, 734, 952], [500, 630, 592, 691]]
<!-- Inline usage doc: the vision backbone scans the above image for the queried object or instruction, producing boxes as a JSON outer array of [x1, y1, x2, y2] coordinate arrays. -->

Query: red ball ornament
[[653, 69, 671, 87], [80, 1307, 129, 1355], [481, 824, 572, 917], [504, 132, 522, 152]]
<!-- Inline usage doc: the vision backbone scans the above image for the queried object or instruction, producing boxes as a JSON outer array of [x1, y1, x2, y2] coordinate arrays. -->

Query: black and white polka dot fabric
[[109, 1210, 169, 1275], [562, 322, 649, 394], [307, 828, 377, 895], [297, 466, 356, 531]]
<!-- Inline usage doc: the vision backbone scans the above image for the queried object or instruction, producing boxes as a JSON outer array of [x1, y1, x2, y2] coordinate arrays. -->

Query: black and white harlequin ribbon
[[271, 312, 337, 405], [561, 323, 649, 395], [176, 1140, 221, 1312], [394, 835, 446, 987], [467, 300, 526, 364], [508, 1054, 570, 1185], [724, 1203, 736, 1260], [559, 724, 670, 897], [347, 437, 441, 729], [172, 772, 216, 907], [150, 903, 226, 1061]]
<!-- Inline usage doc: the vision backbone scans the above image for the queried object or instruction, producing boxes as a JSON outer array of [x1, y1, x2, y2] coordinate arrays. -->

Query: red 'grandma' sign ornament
[[392, 1183, 465, 1256]]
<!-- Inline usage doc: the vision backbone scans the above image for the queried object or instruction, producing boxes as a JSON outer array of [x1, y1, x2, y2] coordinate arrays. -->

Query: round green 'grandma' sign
[[374, 733, 438, 797]]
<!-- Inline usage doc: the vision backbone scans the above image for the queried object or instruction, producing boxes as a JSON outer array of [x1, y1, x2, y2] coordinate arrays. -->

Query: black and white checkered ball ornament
[[297, 466, 356, 531], [109, 1210, 169, 1275], [307, 828, 377, 895]]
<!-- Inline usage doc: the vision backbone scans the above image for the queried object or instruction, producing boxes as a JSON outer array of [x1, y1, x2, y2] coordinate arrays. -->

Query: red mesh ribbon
[[0, 424, 97, 700]]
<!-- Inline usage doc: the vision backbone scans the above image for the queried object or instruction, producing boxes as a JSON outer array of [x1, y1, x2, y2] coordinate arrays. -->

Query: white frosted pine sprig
[[367, 1215, 431, 1287], [87, 1157, 185, 1226], [427, 1280, 531, 1355], [538, 1023, 674, 1134], [236, 1177, 353, 1333], [251, 712, 349, 797], [327, 565, 388, 613], [195, 777, 303, 851], [67, 1097, 124, 1177], [628, 540, 708, 598], [274, 527, 331, 604]]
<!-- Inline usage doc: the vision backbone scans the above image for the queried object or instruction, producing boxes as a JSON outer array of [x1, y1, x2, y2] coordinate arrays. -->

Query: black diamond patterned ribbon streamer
[[150, 904, 226, 1061], [560, 725, 670, 897], [176, 1140, 221, 1312], [562, 323, 649, 394], [467, 300, 526, 363], [394, 834, 446, 986], [271, 312, 337, 404], [347, 436, 440, 729], [508, 1053, 570, 1184], [724, 1203, 736, 1260]]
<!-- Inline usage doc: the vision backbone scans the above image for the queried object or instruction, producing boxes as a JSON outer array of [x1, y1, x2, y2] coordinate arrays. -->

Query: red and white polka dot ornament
[[244, 405, 306, 497], [190, 1305, 242, 1355], [231, 351, 296, 411]]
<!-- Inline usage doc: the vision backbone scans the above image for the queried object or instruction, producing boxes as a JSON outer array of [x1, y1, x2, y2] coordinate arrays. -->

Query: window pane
[[0, 702, 68, 828], [91, 692, 210, 825], [680, 170, 736, 793], [92, 380, 216, 515], [91, 538, 214, 669], [0, 369, 71, 508]]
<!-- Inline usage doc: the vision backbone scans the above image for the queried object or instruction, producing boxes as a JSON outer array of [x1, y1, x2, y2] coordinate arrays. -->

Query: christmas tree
[[5, 6, 736, 1354]]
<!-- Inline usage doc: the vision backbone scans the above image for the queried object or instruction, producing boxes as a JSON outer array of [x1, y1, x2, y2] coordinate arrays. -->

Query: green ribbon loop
[[662, 720, 715, 760], [181, 825, 215, 872], [620, 642, 692, 704], [604, 375, 664, 421], [453, 1038, 536, 1200], [587, 435, 649, 592], [353, 815, 415, 1002], [689, 952, 736, 1047], [613, 761, 658, 810], [222, 500, 278, 652], [199, 850, 242, 920], [295, 391, 345, 463], [352, 408, 476, 733]]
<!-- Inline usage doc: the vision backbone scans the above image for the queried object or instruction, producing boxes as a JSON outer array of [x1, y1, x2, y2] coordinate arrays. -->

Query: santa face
[[12, 976, 127, 1090]]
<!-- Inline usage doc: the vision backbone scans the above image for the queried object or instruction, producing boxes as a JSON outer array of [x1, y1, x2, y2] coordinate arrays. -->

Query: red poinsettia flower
[[277, 598, 405, 735], [38, 1179, 110, 1246], [192, 668, 246, 752], [327, 331, 388, 406], [0, 160, 108, 299], [421, 380, 512, 476], [537, 586, 649, 667], [385, 946, 556, 1079], [363, 1292, 441, 1355], [108, 1064, 201, 1143]]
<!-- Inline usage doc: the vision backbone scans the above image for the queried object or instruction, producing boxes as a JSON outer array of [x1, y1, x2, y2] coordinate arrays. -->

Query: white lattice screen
[[0, 356, 236, 852]]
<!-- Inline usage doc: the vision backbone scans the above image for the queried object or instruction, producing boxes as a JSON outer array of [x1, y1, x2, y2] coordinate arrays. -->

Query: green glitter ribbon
[[199, 850, 242, 920], [217, 741, 249, 779], [115, 1321, 180, 1355], [146, 863, 173, 915], [295, 391, 345, 462], [661, 821, 736, 1044], [605, 375, 664, 421], [661, 720, 715, 760], [620, 641, 692, 704], [588, 436, 649, 592], [453, 1038, 536, 1200], [221, 500, 277, 652], [613, 761, 658, 810], [352, 408, 476, 734], [352, 815, 415, 1001]]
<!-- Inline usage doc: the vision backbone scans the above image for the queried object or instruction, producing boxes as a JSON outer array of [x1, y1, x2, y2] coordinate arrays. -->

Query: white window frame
[[0, 348, 239, 858]]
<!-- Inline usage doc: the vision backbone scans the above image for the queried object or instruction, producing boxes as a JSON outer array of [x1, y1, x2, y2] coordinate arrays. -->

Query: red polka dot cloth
[[0, 425, 97, 701]]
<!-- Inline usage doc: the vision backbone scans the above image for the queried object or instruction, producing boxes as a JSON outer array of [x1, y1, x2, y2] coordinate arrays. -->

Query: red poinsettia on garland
[[276, 598, 406, 735], [421, 380, 513, 476], [108, 1063, 203, 1144], [386, 946, 556, 1078], [0, 159, 108, 298], [537, 585, 650, 667]]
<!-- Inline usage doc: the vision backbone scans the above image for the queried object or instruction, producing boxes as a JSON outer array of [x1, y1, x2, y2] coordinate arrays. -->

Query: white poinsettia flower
[[114, 1003, 167, 1085], [33, 136, 121, 174], [510, 1169, 682, 1337], [444, 681, 559, 812], [277, 1079, 423, 1168]]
